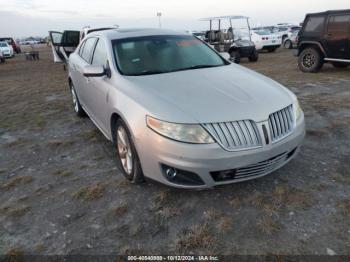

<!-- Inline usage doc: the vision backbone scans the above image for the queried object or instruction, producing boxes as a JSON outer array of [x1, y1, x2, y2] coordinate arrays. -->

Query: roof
[[306, 9, 350, 17], [89, 28, 185, 40], [200, 15, 249, 21]]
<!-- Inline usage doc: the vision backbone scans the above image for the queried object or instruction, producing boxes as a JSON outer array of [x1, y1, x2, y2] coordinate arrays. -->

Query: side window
[[81, 38, 96, 63], [92, 39, 108, 66], [78, 41, 86, 56], [304, 16, 325, 32], [328, 15, 350, 34]]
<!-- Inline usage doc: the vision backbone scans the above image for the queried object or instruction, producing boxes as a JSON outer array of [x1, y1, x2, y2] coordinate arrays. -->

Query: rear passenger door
[[325, 14, 350, 59], [73, 37, 97, 109]]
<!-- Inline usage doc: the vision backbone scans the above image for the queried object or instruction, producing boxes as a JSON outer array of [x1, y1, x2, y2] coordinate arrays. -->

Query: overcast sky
[[0, 0, 349, 37]]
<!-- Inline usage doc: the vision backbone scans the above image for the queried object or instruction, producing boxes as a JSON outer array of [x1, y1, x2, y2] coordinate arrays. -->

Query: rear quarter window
[[304, 16, 325, 33]]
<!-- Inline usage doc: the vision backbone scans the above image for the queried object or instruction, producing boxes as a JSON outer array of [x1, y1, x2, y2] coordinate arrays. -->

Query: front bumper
[[138, 115, 305, 189]]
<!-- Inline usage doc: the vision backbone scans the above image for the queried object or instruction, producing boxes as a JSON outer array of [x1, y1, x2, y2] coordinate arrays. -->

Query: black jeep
[[296, 9, 350, 72]]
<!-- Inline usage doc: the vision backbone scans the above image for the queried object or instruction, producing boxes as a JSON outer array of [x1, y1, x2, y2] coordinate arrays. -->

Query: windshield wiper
[[171, 64, 223, 72], [130, 70, 169, 76]]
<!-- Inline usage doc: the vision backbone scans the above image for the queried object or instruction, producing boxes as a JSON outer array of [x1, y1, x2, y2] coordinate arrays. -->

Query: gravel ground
[[0, 45, 349, 256]]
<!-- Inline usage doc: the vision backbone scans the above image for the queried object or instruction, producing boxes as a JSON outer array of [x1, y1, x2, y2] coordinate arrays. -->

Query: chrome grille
[[203, 120, 262, 151], [268, 105, 294, 143]]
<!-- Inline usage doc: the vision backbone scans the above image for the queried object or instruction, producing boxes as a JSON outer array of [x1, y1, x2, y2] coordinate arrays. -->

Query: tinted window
[[304, 16, 325, 32], [81, 38, 96, 63], [113, 35, 227, 76], [328, 15, 350, 33], [62, 31, 80, 47], [92, 39, 108, 66]]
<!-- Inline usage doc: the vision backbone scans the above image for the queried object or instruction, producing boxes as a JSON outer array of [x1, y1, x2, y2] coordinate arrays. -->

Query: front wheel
[[114, 119, 144, 184], [298, 47, 324, 73], [230, 50, 241, 64]]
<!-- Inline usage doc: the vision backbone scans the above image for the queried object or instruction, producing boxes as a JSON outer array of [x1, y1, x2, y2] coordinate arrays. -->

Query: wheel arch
[[110, 111, 137, 145], [297, 42, 325, 56]]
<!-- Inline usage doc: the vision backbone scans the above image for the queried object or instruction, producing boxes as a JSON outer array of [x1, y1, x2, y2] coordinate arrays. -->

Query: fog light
[[161, 164, 205, 186], [165, 167, 177, 180]]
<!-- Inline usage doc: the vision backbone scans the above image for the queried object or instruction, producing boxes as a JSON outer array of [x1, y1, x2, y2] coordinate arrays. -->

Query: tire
[[69, 82, 85, 117], [249, 49, 259, 62], [114, 118, 144, 184], [332, 62, 349, 68], [284, 40, 293, 49], [230, 50, 241, 64], [298, 47, 324, 73]]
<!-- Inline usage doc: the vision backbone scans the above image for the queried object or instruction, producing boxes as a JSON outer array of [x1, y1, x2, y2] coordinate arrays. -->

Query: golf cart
[[200, 16, 258, 64]]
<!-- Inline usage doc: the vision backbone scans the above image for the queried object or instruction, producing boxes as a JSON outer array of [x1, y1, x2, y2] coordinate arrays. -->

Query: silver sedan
[[67, 28, 305, 189]]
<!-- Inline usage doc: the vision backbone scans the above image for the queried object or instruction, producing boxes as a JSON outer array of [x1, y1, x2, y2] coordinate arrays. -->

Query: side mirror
[[83, 65, 105, 77]]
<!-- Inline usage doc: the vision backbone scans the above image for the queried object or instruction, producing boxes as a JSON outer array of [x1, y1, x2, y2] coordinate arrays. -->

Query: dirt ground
[[0, 45, 349, 257]]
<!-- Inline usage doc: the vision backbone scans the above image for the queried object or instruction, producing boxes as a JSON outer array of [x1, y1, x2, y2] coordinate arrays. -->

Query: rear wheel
[[332, 62, 349, 68], [230, 50, 241, 64], [69, 82, 85, 117], [298, 47, 324, 73], [249, 49, 259, 62], [284, 40, 293, 49], [114, 119, 144, 184]]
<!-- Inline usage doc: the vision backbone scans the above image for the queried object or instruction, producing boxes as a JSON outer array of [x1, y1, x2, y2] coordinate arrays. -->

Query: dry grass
[[81, 129, 101, 141], [47, 138, 74, 148], [72, 182, 106, 201], [217, 216, 234, 232], [203, 208, 220, 221], [331, 173, 350, 185], [176, 223, 216, 253], [5, 138, 28, 147], [156, 207, 181, 219], [1, 206, 31, 217], [5, 248, 24, 261], [154, 190, 171, 208], [2, 176, 33, 190], [247, 186, 314, 212], [53, 170, 72, 177], [227, 196, 241, 208], [257, 215, 282, 236], [114, 205, 128, 217], [337, 200, 350, 217]]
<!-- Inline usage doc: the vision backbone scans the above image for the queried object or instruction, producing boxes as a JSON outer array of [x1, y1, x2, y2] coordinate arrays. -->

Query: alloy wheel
[[302, 53, 316, 69], [117, 126, 133, 175], [71, 88, 79, 112]]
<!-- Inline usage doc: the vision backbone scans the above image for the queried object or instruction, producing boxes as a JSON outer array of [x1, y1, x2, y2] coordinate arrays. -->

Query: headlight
[[146, 116, 214, 144], [294, 100, 303, 120]]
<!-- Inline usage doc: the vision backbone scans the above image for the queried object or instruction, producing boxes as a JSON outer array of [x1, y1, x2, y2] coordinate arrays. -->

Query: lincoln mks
[[57, 28, 305, 188]]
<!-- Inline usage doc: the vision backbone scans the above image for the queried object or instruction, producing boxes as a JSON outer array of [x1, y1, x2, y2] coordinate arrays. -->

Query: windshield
[[0, 42, 8, 47], [112, 35, 227, 76]]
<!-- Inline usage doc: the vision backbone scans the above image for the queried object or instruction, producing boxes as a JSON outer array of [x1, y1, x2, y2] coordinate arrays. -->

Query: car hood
[[125, 64, 295, 123]]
